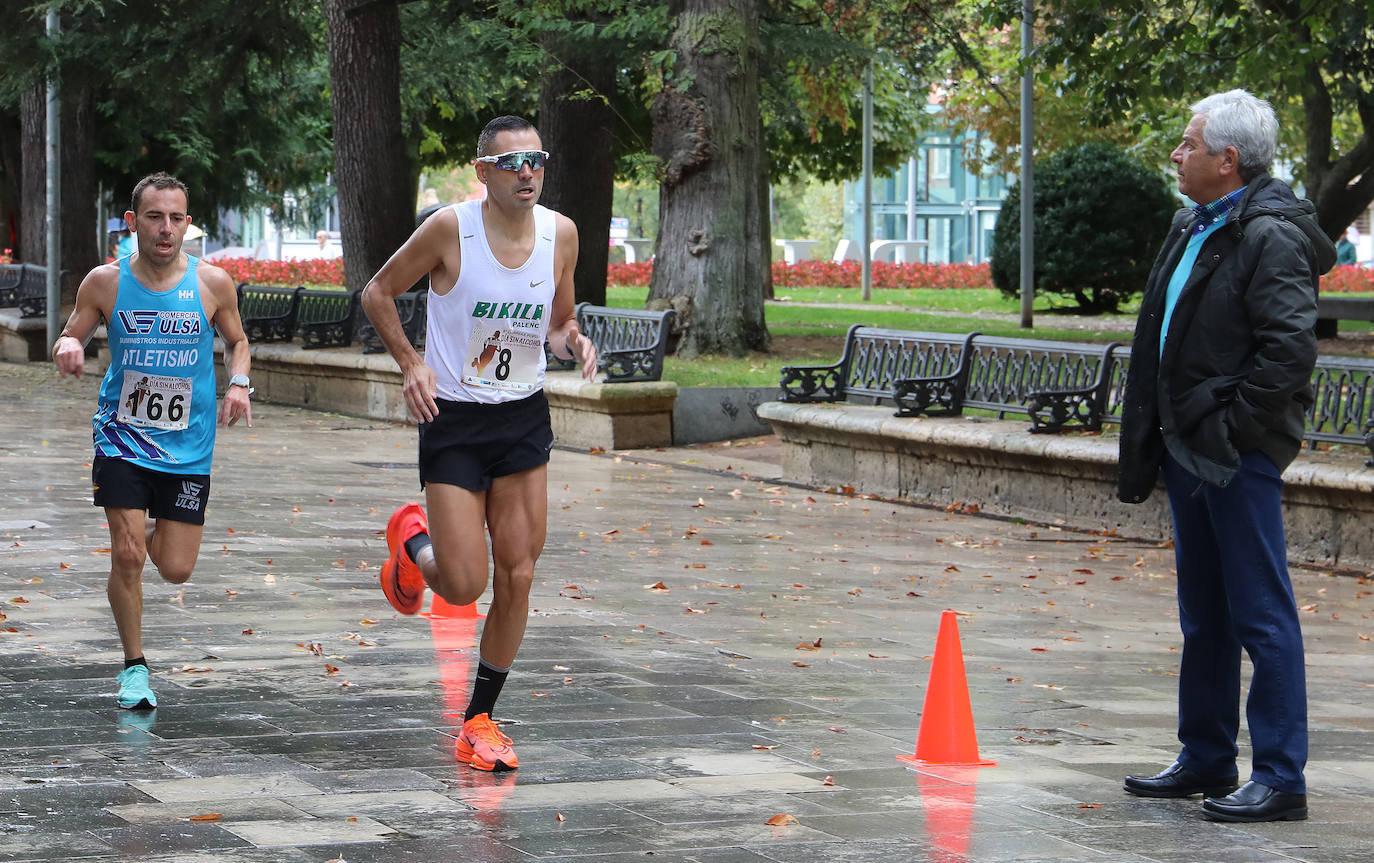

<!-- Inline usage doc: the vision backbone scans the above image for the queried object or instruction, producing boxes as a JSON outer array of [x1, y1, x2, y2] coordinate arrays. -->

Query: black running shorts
[[92, 456, 212, 525], [418, 391, 554, 492]]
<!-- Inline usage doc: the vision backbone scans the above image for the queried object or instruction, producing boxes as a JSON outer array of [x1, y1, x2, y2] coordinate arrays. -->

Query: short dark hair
[[130, 172, 189, 214], [477, 116, 538, 158]]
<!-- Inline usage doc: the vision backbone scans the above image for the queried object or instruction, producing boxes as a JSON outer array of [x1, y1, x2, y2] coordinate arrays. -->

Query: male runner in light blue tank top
[[53, 172, 253, 711]]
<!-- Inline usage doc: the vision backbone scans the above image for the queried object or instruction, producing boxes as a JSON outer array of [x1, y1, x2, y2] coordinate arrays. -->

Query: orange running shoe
[[455, 713, 519, 771], [380, 503, 427, 615]]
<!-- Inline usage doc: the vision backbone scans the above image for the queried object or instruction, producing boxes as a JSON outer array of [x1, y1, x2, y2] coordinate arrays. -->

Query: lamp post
[[45, 7, 61, 346], [1018, 0, 1034, 329], [861, 60, 873, 301]]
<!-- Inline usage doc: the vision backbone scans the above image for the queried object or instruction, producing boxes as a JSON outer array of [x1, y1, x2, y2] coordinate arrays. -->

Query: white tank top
[[427, 199, 557, 403]]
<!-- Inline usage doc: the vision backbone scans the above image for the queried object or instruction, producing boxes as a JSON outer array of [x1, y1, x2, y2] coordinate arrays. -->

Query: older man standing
[[1117, 90, 1335, 822]]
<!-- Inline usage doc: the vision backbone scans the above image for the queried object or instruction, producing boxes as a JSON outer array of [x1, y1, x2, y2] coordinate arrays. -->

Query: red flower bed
[[1320, 265, 1374, 294], [212, 257, 346, 287], [772, 260, 992, 290], [606, 261, 653, 286], [607, 259, 994, 290], [211, 251, 1371, 296]]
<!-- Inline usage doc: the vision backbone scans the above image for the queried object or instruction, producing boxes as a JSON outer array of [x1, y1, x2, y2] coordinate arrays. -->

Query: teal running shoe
[[115, 665, 157, 710]]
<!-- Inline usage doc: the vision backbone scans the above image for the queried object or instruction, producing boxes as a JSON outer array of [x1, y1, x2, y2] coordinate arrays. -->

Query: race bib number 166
[[117, 370, 192, 431]]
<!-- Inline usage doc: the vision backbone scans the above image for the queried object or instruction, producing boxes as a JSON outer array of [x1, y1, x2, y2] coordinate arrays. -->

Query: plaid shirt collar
[[1191, 185, 1247, 234]]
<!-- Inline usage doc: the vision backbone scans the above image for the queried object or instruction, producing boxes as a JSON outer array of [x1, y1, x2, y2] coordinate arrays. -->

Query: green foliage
[[989, 142, 1176, 313], [0, 0, 333, 239], [970, 0, 1374, 234]]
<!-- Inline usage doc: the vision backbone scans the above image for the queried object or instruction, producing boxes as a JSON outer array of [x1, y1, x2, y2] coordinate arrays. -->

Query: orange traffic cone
[[897, 609, 996, 767], [423, 592, 484, 620]]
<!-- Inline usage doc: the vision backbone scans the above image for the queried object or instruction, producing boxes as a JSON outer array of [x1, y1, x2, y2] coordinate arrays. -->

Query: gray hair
[[1190, 89, 1277, 182]]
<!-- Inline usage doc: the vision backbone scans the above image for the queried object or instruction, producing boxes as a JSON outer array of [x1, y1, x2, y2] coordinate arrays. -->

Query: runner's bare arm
[[203, 263, 253, 428], [361, 208, 461, 422], [546, 213, 595, 380], [53, 265, 118, 378]]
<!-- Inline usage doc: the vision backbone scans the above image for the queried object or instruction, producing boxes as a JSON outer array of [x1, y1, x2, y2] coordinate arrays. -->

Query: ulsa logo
[[116, 310, 202, 336], [175, 480, 204, 511], [117, 310, 159, 334]]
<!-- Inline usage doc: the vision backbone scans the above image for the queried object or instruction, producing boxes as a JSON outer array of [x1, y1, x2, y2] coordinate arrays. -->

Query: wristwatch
[[228, 374, 254, 395]]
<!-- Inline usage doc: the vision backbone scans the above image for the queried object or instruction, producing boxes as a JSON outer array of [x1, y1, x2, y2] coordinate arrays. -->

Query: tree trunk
[[19, 78, 102, 306], [647, 0, 769, 357], [59, 81, 97, 305], [538, 31, 616, 306], [0, 108, 20, 256], [1295, 58, 1374, 239], [19, 82, 44, 267], [324, 0, 414, 294]]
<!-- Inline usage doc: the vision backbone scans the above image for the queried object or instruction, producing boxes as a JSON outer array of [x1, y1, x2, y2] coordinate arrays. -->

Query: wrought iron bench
[[1102, 348, 1373, 464], [957, 336, 1124, 433], [359, 290, 427, 354], [1315, 296, 1374, 339], [548, 303, 675, 382], [0, 265, 20, 306], [0, 263, 49, 318], [781, 327, 1124, 433], [781, 324, 976, 410], [237, 284, 301, 343], [1303, 353, 1374, 465], [295, 288, 360, 349]]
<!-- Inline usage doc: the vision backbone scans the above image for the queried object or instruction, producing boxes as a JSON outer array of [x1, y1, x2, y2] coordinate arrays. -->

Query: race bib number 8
[[117, 370, 192, 430], [462, 323, 541, 392]]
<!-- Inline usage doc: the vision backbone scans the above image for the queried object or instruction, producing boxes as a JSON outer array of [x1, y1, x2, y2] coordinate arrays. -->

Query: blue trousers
[[1163, 450, 1307, 794]]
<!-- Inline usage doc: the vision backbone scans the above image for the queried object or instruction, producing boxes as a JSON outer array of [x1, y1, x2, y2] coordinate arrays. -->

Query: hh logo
[[175, 480, 204, 511], [117, 310, 159, 335], [178, 289, 194, 301]]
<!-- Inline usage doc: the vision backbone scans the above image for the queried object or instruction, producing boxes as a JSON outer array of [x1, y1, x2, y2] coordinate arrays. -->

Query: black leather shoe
[[1123, 761, 1239, 798], [1202, 780, 1307, 822]]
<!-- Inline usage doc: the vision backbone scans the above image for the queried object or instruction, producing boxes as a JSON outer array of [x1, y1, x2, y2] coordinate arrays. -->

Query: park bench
[[547, 303, 676, 382], [781, 326, 1120, 433], [0, 263, 49, 318], [953, 335, 1124, 433], [779, 328, 1373, 461], [1303, 352, 1374, 466], [359, 290, 427, 354], [781, 325, 976, 410], [294, 288, 360, 349], [237, 284, 301, 343], [1315, 295, 1374, 339]]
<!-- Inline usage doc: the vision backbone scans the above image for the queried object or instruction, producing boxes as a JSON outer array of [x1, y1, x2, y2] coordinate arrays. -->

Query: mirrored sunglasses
[[477, 149, 549, 171]]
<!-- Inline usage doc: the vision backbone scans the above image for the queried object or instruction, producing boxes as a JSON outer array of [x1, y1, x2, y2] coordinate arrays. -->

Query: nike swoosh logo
[[529, 280, 545, 288]]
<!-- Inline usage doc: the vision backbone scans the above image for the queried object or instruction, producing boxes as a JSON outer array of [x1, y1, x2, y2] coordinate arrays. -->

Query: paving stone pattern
[[1, 361, 1371, 862]]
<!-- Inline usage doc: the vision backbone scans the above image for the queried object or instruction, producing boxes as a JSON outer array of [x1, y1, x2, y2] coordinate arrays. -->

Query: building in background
[[842, 129, 1014, 264]]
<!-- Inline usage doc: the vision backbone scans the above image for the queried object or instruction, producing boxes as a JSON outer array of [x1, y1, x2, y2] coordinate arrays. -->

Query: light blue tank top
[[93, 256, 217, 474]]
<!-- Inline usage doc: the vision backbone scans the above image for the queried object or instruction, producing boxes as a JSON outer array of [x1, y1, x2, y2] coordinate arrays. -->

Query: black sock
[[404, 532, 431, 564], [465, 658, 510, 721], [124, 657, 148, 670]]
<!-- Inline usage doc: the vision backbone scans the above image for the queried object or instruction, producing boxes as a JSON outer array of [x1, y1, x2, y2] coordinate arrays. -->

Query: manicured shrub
[[990, 142, 1177, 313]]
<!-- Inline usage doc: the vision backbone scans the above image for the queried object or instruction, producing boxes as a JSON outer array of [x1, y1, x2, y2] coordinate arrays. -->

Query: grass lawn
[[604, 285, 1142, 388]]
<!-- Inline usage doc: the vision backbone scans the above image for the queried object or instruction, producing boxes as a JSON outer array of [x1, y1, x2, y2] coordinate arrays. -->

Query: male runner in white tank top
[[361, 116, 596, 772]]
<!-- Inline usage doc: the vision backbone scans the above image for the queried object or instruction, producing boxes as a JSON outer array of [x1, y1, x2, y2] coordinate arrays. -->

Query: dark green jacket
[[1117, 175, 1336, 503]]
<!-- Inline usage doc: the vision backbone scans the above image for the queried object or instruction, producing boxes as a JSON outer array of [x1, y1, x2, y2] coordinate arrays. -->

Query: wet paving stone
[[1, 361, 1371, 861]]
